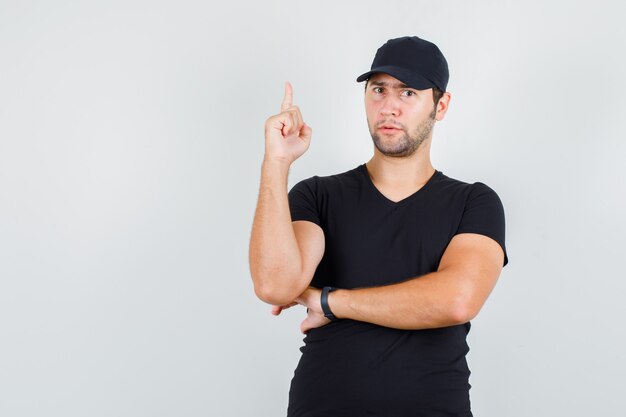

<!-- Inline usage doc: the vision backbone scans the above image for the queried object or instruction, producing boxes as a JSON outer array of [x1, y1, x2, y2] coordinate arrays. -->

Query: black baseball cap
[[356, 36, 449, 92]]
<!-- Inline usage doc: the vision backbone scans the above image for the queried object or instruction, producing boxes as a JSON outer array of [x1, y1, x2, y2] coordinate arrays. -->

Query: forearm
[[319, 234, 502, 330], [292, 231, 502, 333], [329, 269, 474, 330], [249, 159, 305, 305]]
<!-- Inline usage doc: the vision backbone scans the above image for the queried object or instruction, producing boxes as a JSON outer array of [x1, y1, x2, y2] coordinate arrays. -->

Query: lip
[[377, 121, 403, 129], [378, 126, 402, 132]]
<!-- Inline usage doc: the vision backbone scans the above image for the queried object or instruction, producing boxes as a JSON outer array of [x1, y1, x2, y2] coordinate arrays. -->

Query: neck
[[365, 144, 435, 190]]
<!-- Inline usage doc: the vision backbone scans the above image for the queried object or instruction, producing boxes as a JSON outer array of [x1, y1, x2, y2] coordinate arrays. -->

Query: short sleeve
[[456, 182, 509, 266], [288, 176, 322, 227]]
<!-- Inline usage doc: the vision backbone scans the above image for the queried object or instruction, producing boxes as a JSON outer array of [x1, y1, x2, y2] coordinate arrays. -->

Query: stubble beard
[[369, 108, 436, 158]]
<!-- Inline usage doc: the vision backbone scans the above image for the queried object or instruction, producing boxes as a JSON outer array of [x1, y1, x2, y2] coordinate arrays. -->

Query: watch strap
[[321, 286, 338, 321]]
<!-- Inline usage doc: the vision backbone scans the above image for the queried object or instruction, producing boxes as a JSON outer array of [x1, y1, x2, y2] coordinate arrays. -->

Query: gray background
[[1, 1, 624, 416]]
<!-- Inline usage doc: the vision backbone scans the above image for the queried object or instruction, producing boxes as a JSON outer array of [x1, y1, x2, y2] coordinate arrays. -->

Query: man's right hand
[[264, 82, 312, 164]]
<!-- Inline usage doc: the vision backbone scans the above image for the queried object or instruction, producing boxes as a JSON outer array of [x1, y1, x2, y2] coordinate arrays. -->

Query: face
[[364, 73, 439, 158]]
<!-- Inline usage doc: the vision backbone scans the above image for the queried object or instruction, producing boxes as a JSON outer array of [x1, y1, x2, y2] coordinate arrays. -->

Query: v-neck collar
[[359, 163, 440, 206]]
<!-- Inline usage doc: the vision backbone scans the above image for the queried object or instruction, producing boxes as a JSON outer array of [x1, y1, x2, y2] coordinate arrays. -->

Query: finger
[[300, 122, 312, 140], [292, 106, 304, 132], [281, 81, 293, 112], [281, 112, 297, 137], [271, 302, 297, 316], [300, 318, 309, 334]]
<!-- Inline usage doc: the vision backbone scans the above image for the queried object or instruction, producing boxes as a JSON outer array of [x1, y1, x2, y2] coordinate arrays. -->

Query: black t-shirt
[[286, 164, 508, 417]]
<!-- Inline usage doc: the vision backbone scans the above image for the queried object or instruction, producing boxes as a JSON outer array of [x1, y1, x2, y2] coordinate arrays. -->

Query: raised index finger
[[281, 81, 293, 112]]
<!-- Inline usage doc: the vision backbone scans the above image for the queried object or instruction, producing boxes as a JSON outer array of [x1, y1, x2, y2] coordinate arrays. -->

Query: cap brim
[[356, 66, 437, 90]]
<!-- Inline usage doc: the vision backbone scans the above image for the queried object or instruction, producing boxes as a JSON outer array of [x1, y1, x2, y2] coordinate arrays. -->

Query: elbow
[[251, 269, 306, 306], [448, 304, 476, 325], [254, 282, 297, 306], [447, 294, 482, 325], [443, 274, 489, 324], [249, 265, 291, 305]]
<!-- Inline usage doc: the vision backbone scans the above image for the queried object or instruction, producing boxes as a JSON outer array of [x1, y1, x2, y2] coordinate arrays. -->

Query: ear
[[435, 92, 452, 121]]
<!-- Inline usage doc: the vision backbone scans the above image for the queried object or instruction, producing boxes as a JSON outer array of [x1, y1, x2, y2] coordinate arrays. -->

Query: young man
[[249, 36, 508, 416]]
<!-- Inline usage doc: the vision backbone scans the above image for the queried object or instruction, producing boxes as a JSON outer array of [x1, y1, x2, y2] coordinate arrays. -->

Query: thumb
[[300, 122, 312, 140], [300, 317, 310, 334]]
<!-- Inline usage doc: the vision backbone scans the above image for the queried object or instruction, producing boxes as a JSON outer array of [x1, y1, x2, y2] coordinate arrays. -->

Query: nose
[[379, 95, 400, 117]]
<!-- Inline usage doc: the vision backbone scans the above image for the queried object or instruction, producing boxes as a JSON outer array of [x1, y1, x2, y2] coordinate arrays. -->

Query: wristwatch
[[321, 286, 339, 321]]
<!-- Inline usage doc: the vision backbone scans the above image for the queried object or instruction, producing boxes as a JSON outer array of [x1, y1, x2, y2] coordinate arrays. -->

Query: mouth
[[377, 125, 403, 134]]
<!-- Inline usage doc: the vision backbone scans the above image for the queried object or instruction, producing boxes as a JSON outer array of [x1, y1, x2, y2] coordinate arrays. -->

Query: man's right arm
[[248, 83, 324, 306], [249, 160, 325, 305]]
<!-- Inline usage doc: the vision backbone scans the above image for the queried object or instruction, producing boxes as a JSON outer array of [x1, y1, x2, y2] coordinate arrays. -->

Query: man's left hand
[[271, 287, 331, 334]]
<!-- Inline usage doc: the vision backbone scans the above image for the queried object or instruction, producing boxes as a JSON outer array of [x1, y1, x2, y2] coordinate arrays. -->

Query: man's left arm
[[291, 232, 505, 333]]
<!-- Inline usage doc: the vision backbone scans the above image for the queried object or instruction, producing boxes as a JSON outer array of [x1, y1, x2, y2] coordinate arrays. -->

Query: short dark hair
[[432, 87, 444, 106]]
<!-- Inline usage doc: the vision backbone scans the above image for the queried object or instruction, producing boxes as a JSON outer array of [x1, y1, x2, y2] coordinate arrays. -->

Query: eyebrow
[[369, 80, 412, 89]]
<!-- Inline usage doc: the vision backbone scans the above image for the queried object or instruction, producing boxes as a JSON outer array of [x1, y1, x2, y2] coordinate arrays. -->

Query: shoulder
[[288, 165, 364, 228], [440, 173, 508, 266], [435, 171, 503, 202], [290, 164, 364, 193], [317, 164, 363, 186]]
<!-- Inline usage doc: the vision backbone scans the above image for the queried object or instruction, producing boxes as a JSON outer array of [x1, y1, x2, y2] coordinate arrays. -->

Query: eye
[[401, 90, 416, 97], [372, 87, 384, 94]]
